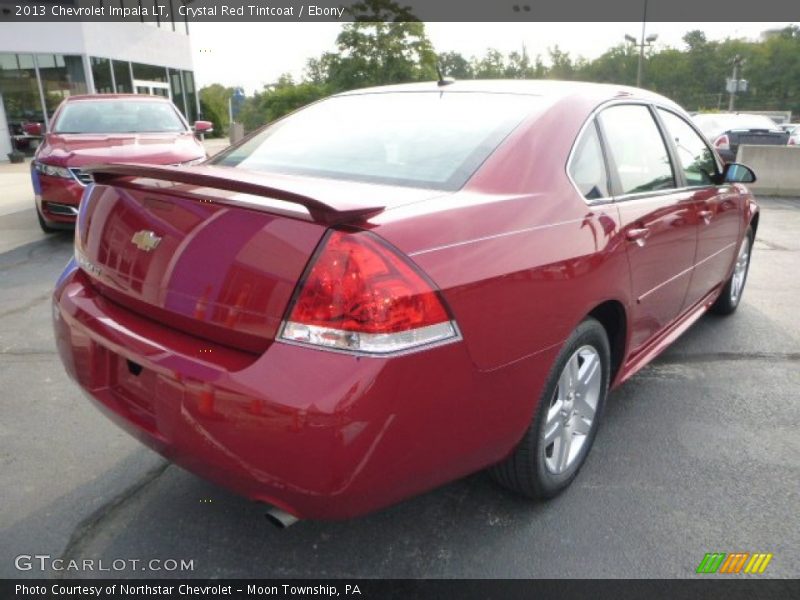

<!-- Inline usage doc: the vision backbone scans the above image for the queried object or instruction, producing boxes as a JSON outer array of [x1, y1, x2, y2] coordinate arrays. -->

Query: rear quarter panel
[[372, 94, 633, 373]]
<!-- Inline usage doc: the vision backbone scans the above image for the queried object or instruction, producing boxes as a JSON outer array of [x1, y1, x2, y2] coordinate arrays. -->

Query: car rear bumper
[[53, 261, 556, 519]]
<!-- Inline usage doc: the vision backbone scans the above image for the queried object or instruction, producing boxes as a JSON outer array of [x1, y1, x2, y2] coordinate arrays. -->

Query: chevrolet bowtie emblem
[[131, 230, 162, 252]]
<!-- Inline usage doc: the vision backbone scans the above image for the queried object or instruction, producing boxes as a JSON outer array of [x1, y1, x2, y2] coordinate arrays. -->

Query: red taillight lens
[[280, 230, 457, 354], [714, 134, 730, 150]]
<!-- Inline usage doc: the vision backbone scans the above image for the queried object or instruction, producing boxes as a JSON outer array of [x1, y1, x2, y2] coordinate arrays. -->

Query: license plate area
[[109, 353, 158, 432]]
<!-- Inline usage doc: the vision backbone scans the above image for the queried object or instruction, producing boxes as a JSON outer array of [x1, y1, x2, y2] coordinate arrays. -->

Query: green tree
[[471, 48, 506, 78], [198, 83, 233, 137], [310, 0, 437, 92], [437, 51, 473, 79], [224, 22, 800, 134], [578, 44, 638, 85], [548, 46, 576, 80], [238, 74, 328, 132]]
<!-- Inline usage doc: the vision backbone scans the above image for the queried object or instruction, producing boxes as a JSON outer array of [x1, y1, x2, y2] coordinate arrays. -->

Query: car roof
[[335, 79, 681, 109]]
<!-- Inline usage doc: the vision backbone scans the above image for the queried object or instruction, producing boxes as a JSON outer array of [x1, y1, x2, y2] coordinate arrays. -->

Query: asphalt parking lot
[[0, 161, 798, 578]]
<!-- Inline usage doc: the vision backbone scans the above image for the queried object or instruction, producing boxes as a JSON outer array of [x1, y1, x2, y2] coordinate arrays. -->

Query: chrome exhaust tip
[[265, 506, 299, 529]]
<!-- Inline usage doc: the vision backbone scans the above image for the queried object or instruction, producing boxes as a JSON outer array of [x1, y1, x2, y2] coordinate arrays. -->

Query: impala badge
[[131, 230, 162, 252]]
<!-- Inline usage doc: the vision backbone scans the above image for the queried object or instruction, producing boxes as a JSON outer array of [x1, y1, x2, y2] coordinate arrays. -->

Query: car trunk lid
[[74, 163, 420, 354], [730, 129, 789, 147]]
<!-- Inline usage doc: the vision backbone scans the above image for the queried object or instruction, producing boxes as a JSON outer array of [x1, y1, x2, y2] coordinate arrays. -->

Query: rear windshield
[[213, 92, 544, 190], [54, 100, 187, 134]]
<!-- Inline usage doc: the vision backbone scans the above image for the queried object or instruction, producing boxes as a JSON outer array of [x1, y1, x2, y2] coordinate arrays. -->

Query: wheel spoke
[[543, 418, 563, 446], [556, 429, 572, 471], [577, 351, 600, 393], [566, 354, 579, 390], [573, 393, 596, 423], [571, 415, 592, 436]]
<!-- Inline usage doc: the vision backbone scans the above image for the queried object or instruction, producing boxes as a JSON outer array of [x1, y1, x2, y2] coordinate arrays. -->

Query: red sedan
[[52, 81, 757, 524], [31, 94, 211, 233]]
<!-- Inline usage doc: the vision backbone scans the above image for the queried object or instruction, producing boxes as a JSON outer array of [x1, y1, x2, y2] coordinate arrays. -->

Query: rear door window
[[598, 104, 676, 196]]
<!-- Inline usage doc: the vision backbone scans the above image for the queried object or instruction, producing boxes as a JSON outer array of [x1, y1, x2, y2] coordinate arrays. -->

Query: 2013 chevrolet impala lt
[[53, 81, 758, 522]]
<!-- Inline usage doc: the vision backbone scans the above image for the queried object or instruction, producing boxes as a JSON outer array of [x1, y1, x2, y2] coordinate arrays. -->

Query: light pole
[[727, 55, 745, 111], [625, 0, 658, 87]]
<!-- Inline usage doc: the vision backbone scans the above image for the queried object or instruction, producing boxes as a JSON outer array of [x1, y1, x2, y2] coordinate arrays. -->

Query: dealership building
[[0, 19, 199, 160]]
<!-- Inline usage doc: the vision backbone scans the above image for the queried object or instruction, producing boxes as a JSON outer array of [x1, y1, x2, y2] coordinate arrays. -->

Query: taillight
[[714, 134, 730, 151], [279, 230, 458, 354]]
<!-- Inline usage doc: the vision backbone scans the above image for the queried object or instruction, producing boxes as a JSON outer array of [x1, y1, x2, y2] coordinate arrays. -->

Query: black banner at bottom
[[2, 579, 799, 600]]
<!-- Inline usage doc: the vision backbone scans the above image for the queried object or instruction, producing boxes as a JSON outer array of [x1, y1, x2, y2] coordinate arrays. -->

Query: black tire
[[490, 317, 611, 499], [710, 226, 753, 316], [36, 208, 60, 234]]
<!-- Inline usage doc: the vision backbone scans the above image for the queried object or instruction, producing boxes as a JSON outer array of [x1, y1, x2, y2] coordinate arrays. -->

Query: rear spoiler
[[84, 163, 384, 225]]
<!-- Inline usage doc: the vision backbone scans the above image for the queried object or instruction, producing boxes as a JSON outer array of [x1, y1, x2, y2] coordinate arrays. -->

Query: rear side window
[[568, 122, 609, 200], [599, 104, 675, 195], [569, 121, 611, 200], [658, 109, 718, 187], [214, 92, 547, 191]]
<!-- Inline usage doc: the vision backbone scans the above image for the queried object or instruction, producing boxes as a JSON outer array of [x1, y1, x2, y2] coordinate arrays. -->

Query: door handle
[[698, 209, 713, 221], [626, 227, 650, 243]]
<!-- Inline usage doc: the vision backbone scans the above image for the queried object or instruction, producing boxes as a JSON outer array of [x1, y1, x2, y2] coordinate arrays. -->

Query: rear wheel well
[[587, 301, 627, 384]]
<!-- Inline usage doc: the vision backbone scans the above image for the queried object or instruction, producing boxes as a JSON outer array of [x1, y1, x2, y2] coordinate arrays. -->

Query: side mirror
[[193, 120, 214, 134], [23, 122, 43, 137], [722, 162, 756, 184]]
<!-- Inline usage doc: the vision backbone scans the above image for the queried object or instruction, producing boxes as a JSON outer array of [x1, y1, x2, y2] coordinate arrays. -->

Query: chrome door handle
[[626, 227, 650, 246]]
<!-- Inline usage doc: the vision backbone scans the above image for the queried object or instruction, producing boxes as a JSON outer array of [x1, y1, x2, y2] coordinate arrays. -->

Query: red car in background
[[32, 94, 212, 232], [53, 81, 758, 525]]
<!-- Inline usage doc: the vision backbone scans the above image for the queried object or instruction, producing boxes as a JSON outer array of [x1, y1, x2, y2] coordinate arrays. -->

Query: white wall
[[79, 22, 192, 69], [737, 145, 800, 196], [0, 22, 192, 70]]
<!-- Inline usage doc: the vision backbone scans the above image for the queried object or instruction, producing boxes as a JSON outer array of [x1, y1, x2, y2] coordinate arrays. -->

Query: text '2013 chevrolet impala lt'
[[53, 81, 758, 522]]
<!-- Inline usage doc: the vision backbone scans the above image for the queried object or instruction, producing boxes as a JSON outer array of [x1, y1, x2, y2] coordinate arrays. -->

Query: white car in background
[[692, 113, 789, 162]]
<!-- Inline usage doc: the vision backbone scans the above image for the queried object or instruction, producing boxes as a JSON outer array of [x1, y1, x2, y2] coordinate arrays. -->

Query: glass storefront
[[132, 62, 168, 83], [1, 51, 198, 155], [91, 57, 114, 94], [0, 53, 45, 153], [36, 54, 87, 119], [113, 60, 133, 93], [169, 68, 186, 117], [182, 70, 197, 123]]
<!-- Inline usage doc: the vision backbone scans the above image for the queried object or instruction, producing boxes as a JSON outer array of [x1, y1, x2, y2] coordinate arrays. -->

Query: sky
[[190, 22, 796, 93]]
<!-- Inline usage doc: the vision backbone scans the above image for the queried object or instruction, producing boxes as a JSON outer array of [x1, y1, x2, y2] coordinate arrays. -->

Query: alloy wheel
[[543, 345, 602, 475], [731, 236, 751, 304]]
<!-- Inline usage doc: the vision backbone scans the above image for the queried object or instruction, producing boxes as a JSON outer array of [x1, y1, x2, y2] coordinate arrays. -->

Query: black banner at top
[[1, 0, 799, 23]]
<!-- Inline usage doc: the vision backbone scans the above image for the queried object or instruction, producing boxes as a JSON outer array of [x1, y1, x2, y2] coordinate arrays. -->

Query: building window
[[0, 53, 45, 151], [91, 57, 114, 94], [182, 70, 197, 122], [112, 60, 132, 93], [131, 62, 168, 83], [36, 54, 87, 121], [169, 68, 187, 117]]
